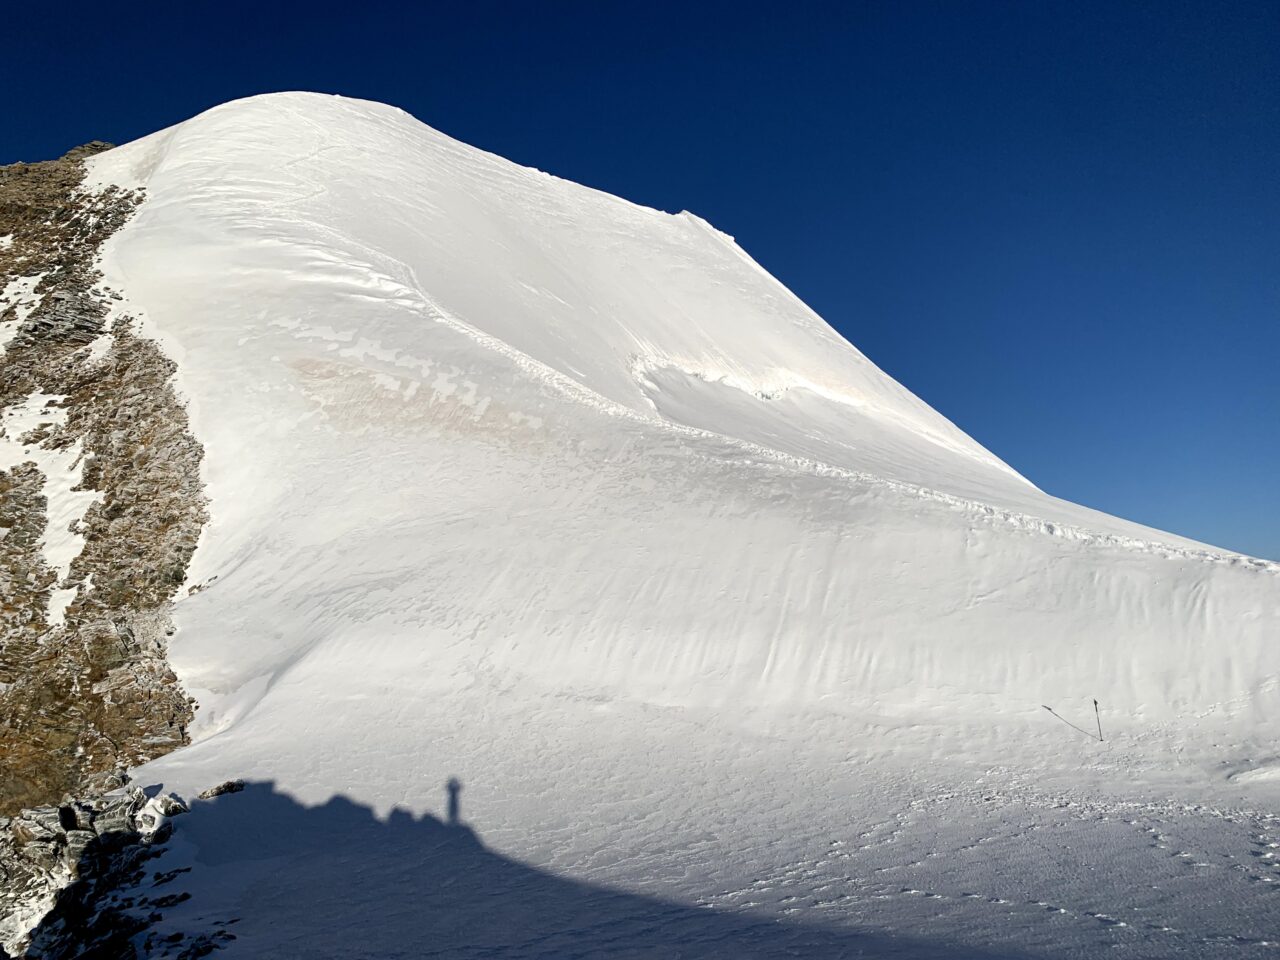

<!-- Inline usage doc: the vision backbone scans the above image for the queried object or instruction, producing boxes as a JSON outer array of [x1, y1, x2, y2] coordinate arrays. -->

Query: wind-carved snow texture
[[0, 145, 207, 820], [5, 92, 1271, 956]]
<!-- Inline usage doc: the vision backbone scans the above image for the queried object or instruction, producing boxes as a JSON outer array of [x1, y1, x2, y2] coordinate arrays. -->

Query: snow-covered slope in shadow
[[32, 780, 1024, 959], [73, 90, 1279, 956]]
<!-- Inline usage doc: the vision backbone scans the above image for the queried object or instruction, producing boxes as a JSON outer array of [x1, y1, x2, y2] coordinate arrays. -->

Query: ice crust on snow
[[71, 91, 1280, 957]]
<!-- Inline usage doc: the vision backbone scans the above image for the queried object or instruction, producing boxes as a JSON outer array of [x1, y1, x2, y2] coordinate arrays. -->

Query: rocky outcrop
[[0, 145, 208, 816], [0, 782, 206, 958], [0, 781, 147, 954]]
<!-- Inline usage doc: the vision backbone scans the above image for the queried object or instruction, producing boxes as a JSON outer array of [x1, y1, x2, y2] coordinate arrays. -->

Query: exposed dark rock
[[195, 780, 244, 801]]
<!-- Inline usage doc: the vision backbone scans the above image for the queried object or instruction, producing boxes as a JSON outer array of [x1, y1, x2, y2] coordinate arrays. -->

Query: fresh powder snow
[[66, 92, 1280, 957]]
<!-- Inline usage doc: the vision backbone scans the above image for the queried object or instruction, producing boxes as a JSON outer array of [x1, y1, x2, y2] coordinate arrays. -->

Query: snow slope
[[76, 92, 1280, 957]]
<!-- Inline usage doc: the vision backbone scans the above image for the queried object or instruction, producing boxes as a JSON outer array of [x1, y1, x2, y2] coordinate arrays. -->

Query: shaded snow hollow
[[75, 92, 1280, 957]]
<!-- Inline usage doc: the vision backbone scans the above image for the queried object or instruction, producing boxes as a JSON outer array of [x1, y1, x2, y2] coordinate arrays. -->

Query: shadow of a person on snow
[[24, 779, 1027, 959], [446, 776, 462, 826]]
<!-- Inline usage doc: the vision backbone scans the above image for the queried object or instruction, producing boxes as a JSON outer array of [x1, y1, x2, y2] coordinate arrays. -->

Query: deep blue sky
[[6, 1, 1277, 558]]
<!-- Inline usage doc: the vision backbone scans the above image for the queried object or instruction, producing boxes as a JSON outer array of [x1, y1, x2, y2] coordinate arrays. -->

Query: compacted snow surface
[[75, 93, 1278, 957]]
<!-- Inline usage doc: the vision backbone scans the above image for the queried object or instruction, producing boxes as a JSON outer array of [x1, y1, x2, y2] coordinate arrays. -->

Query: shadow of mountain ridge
[[24, 780, 1029, 959]]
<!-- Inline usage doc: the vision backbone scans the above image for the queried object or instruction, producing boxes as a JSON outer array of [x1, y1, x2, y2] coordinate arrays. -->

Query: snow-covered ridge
[[84, 94, 1016, 478], [86, 92, 1247, 555]]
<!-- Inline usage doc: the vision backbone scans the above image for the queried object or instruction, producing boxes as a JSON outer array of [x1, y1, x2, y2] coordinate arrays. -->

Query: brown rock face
[[0, 145, 208, 815]]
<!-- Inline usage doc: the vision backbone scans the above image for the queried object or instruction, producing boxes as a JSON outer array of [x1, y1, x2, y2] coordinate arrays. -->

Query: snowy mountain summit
[[84, 91, 1275, 728], [9, 92, 1278, 956]]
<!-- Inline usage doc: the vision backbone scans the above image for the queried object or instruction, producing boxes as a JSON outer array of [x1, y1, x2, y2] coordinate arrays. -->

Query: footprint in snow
[[1087, 912, 1127, 927]]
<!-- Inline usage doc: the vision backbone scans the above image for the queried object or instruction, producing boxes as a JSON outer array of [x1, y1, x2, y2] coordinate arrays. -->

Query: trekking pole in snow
[[1042, 704, 1096, 741], [1094, 699, 1103, 742]]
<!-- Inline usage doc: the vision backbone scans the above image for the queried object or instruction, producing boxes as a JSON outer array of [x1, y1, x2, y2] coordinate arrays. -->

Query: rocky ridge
[[0, 143, 207, 813], [0, 145, 208, 949]]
